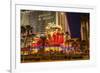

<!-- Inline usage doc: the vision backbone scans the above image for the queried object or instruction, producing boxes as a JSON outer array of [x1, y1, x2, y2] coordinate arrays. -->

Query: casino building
[[21, 10, 71, 37], [21, 10, 90, 62], [21, 10, 89, 48]]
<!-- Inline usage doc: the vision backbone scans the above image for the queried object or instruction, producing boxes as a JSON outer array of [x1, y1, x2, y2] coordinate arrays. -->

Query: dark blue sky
[[66, 12, 89, 38]]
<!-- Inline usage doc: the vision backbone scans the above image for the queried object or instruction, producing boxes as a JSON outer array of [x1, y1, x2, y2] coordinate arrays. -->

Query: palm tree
[[21, 26, 26, 35], [25, 25, 33, 54], [65, 31, 70, 49], [26, 25, 33, 36], [21, 26, 26, 47]]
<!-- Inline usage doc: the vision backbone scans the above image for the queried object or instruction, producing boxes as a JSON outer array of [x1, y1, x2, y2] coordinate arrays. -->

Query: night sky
[[66, 12, 89, 38]]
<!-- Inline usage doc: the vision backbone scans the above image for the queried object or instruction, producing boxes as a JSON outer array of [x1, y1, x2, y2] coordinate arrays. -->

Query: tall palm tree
[[21, 26, 26, 48]]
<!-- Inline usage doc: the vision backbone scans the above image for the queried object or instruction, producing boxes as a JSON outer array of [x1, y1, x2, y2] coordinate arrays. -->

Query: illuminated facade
[[56, 12, 71, 39], [21, 10, 71, 37], [21, 10, 90, 63]]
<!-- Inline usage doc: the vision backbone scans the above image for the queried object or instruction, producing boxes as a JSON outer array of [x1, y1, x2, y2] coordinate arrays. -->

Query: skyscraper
[[80, 14, 89, 41], [56, 12, 71, 39]]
